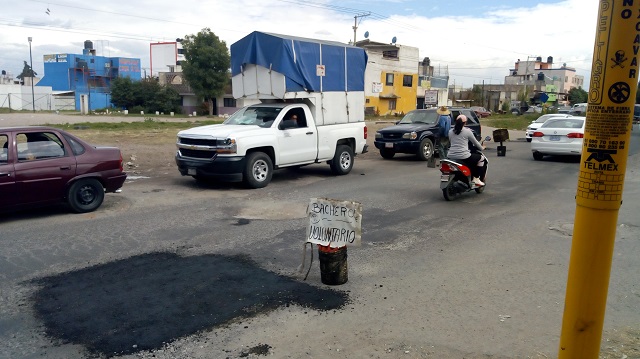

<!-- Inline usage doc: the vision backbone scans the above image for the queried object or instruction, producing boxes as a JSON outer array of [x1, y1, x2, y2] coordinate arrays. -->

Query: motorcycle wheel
[[442, 184, 458, 201]]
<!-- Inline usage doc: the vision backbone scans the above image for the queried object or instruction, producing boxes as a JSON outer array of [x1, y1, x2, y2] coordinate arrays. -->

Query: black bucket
[[497, 145, 506, 156], [318, 246, 348, 285]]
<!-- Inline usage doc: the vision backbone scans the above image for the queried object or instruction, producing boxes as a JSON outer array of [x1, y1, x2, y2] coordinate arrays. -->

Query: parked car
[[634, 104, 640, 123], [471, 106, 492, 118], [526, 105, 542, 113], [0, 126, 127, 213], [569, 103, 588, 116], [525, 114, 572, 142], [530, 116, 586, 160], [374, 107, 481, 160]]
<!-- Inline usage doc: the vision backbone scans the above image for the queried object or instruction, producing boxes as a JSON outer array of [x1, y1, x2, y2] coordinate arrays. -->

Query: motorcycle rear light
[[532, 131, 544, 137], [566, 132, 584, 138], [440, 162, 452, 173]]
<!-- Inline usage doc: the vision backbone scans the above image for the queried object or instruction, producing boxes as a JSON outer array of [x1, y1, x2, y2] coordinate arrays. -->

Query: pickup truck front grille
[[179, 149, 216, 159], [179, 138, 219, 146]]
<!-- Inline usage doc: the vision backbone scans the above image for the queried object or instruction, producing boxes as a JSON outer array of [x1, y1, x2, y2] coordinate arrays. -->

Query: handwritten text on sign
[[306, 198, 362, 247]]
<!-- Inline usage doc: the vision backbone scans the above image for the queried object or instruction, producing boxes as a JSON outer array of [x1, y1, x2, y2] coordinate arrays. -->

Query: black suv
[[374, 107, 482, 160]]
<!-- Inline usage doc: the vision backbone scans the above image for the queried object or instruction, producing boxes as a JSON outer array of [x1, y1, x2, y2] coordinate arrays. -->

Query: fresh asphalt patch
[[28, 252, 349, 357]]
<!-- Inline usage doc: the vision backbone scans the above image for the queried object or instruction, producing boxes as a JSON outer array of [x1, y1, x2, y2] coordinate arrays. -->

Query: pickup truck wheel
[[244, 152, 273, 188], [380, 148, 395, 159], [330, 145, 354, 175], [67, 178, 105, 213], [417, 138, 434, 161]]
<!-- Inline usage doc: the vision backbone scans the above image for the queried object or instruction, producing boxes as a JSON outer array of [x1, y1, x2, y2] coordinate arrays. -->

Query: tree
[[110, 77, 136, 109], [110, 77, 181, 113], [471, 85, 483, 105], [568, 87, 588, 105], [16, 61, 37, 81], [181, 28, 231, 116]]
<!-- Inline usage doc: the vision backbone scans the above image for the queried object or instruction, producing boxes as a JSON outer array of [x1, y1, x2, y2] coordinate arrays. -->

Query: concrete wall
[[0, 84, 53, 111]]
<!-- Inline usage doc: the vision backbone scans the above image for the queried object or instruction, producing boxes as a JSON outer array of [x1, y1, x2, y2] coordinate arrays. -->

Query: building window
[[383, 50, 398, 59], [365, 98, 370, 103], [223, 98, 236, 107], [403, 75, 413, 87], [177, 48, 184, 54], [385, 73, 394, 86], [388, 99, 396, 110]]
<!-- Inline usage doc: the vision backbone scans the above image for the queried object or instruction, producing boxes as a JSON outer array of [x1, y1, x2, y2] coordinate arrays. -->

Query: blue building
[[38, 40, 141, 111]]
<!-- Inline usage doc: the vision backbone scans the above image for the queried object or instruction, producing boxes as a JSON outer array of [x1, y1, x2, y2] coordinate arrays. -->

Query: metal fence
[[0, 93, 75, 112]]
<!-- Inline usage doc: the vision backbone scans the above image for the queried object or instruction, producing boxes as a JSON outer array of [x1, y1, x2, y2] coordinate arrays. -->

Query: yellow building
[[356, 40, 418, 116]]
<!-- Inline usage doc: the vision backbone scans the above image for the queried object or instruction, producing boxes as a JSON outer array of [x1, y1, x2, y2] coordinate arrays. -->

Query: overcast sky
[[1, 0, 599, 89]]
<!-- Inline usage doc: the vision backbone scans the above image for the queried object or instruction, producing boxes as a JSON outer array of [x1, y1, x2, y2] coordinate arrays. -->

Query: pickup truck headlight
[[375, 132, 382, 139], [402, 131, 417, 140], [217, 138, 237, 154]]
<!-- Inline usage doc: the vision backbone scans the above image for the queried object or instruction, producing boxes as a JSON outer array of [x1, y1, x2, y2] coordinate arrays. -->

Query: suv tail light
[[364, 125, 368, 139], [119, 152, 124, 172], [532, 131, 544, 137], [566, 132, 584, 138]]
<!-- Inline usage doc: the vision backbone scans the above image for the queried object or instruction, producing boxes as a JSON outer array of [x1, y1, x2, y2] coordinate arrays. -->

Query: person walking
[[436, 106, 451, 159]]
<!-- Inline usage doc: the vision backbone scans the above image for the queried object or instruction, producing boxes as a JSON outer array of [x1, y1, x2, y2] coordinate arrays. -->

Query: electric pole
[[352, 12, 371, 45]]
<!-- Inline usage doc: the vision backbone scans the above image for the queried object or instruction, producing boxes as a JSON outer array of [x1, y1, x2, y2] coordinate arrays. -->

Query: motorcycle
[[439, 136, 490, 201]]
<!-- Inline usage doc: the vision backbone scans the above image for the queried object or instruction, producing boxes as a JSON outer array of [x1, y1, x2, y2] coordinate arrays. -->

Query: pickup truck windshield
[[223, 107, 283, 128], [398, 111, 438, 125]]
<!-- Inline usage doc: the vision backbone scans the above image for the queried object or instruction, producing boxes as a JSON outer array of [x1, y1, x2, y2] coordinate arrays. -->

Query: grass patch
[[43, 119, 223, 131], [480, 114, 538, 131]]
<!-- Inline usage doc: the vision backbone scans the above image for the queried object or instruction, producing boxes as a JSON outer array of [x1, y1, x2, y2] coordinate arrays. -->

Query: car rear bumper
[[105, 173, 127, 192], [531, 141, 583, 155], [176, 153, 245, 181]]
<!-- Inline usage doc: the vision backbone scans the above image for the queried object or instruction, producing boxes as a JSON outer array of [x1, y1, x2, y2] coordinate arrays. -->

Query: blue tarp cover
[[231, 31, 367, 92]]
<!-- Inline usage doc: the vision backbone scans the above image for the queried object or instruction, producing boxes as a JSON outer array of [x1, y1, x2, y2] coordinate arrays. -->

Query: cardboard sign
[[306, 198, 362, 247]]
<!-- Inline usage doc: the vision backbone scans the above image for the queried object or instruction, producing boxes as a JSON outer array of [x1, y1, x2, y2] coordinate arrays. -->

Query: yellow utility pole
[[558, 1, 639, 357]]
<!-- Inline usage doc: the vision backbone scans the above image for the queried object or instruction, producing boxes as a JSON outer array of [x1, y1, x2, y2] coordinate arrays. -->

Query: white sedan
[[531, 116, 586, 160], [525, 114, 572, 142]]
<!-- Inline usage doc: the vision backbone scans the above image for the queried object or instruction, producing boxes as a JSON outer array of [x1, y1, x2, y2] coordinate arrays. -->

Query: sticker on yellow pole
[[577, 0, 638, 210]]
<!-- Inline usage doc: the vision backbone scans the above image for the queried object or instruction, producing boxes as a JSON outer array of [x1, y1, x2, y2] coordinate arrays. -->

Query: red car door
[[13, 130, 77, 206], [0, 133, 17, 209]]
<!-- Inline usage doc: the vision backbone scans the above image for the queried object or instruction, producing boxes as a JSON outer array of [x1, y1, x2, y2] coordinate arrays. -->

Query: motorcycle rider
[[447, 114, 486, 186]]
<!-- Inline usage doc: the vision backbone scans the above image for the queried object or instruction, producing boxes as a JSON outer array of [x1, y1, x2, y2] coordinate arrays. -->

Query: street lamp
[[28, 37, 35, 112]]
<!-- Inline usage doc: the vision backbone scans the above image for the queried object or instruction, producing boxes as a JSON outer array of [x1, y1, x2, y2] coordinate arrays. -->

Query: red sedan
[[0, 126, 127, 213], [471, 106, 492, 118]]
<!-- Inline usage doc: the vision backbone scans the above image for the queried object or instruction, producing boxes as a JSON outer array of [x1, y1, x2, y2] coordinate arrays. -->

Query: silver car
[[531, 116, 586, 160]]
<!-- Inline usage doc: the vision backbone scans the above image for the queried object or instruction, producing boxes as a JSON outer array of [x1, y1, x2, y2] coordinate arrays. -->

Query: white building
[[505, 56, 584, 103], [0, 72, 58, 111], [150, 41, 185, 78]]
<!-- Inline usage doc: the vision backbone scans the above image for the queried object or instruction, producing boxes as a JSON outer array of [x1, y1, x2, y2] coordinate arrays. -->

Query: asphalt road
[[1, 115, 639, 358]]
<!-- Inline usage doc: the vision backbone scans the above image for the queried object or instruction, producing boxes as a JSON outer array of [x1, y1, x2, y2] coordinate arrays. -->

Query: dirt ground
[[62, 120, 395, 178]]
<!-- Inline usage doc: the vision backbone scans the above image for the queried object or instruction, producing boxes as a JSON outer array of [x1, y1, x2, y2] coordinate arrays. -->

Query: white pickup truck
[[175, 101, 368, 188], [175, 31, 369, 188]]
